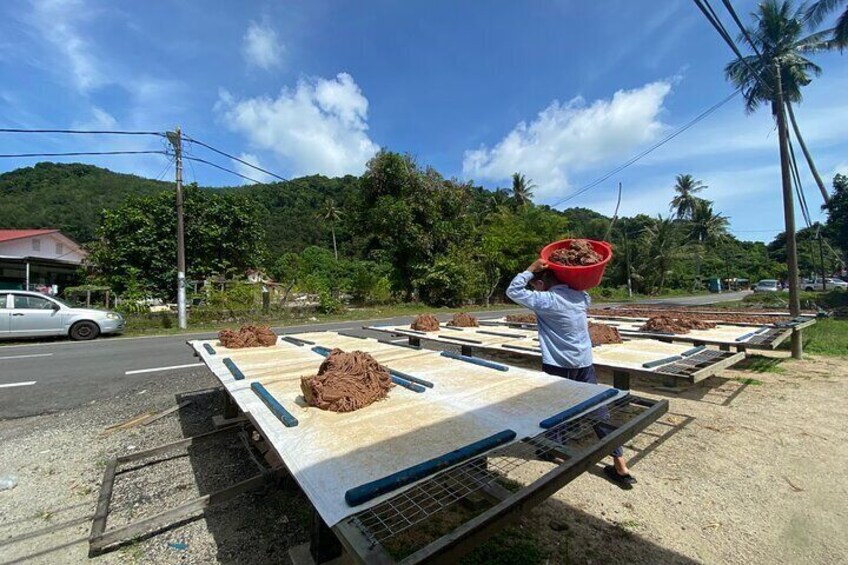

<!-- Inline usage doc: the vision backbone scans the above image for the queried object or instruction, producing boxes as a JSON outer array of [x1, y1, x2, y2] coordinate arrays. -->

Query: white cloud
[[28, 0, 104, 92], [242, 19, 284, 70], [233, 153, 272, 184], [216, 73, 379, 177], [462, 81, 673, 201], [832, 162, 848, 177]]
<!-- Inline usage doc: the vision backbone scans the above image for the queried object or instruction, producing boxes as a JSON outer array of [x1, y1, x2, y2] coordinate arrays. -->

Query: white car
[[803, 278, 848, 292], [0, 290, 124, 341], [753, 279, 781, 293]]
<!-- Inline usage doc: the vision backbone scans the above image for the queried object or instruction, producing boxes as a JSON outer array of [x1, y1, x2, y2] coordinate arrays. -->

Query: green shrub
[[318, 291, 345, 314]]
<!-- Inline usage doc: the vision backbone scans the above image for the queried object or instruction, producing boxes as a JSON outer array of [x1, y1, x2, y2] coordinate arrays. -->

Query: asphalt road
[[0, 291, 750, 418]]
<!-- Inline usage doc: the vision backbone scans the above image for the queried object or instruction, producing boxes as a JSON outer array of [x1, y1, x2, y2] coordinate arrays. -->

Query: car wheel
[[70, 321, 100, 341]]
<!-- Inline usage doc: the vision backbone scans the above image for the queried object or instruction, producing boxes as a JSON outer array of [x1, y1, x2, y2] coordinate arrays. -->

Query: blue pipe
[[345, 429, 516, 506], [501, 344, 541, 353], [440, 351, 509, 371], [539, 388, 621, 429], [311, 346, 333, 357], [388, 368, 434, 388], [203, 343, 216, 355], [477, 330, 526, 338], [680, 345, 706, 357], [251, 382, 298, 427], [281, 336, 315, 346], [642, 355, 683, 369], [223, 358, 246, 381], [390, 375, 426, 393], [735, 332, 755, 342]]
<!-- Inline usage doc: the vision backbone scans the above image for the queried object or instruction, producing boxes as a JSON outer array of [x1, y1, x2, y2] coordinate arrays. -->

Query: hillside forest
[[1, 155, 846, 308]]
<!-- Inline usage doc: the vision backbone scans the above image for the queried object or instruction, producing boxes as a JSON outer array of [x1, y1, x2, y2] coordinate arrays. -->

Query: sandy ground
[[0, 351, 846, 564]]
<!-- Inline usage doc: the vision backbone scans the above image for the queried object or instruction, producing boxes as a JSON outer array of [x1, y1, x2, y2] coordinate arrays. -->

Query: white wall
[[0, 233, 86, 264]]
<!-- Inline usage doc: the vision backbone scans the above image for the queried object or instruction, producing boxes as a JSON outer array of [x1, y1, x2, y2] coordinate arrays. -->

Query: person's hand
[[528, 259, 548, 273]]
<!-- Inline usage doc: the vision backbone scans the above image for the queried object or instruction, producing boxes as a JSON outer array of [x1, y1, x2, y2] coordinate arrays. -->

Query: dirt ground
[[0, 351, 846, 564]]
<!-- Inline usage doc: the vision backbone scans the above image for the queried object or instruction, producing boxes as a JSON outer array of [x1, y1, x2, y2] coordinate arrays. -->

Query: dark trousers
[[542, 364, 623, 458]]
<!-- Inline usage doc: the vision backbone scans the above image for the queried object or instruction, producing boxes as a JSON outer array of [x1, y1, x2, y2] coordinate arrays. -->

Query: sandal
[[603, 465, 637, 488]]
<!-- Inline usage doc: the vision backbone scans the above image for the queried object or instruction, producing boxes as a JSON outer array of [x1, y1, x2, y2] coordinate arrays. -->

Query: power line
[[182, 135, 287, 182], [549, 89, 740, 208], [0, 128, 164, 136], [0, 150, 167, 158], [721, 0, 764, 59], [183, 155, 266, 184]]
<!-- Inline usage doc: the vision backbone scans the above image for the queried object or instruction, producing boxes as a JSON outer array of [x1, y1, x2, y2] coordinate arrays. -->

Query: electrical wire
[[721, 0, 765, 59], [693, 0, 774, 95], [181, 135, 287, 182], [549, 89, 740, 208], [182, 155, 265, 184], [0, 128, 164, 136], [0, 150, 168, 158]]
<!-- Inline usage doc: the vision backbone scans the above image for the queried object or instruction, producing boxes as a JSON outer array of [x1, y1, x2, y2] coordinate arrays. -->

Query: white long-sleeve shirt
[[505, 271, 593, 368]]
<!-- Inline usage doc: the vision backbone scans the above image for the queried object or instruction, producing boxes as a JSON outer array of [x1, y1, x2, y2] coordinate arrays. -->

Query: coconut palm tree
[[725, 1, 831, 115], [511, 173, 536, 206], [725, 0, 832, 204], [670, 174, 707, 220], [728, 0, 837, 203], [489, 188, 511, 213], [806, 0, 848, 48], [688, 200, 730, 289], [642, 216, 678, 293], [319, 199, 342, 260]]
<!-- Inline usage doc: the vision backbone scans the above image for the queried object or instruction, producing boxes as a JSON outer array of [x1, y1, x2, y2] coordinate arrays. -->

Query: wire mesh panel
[[657, 349, 732, 377], [745, 328, 788, 347], [347, 396, 645, 548]]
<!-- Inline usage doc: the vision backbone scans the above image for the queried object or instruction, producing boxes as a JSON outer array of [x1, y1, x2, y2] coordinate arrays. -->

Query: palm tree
[[670, 174, 707, 220], [319, 199, 342, 260], [725, 1, 833, 202], [725, 1, 831, 115], [511, 173, 536, 206], [688, 200, 730, 289], [642, 216, 678, 293], [806, 0, 848, 48], [489, 188, 510, 213]]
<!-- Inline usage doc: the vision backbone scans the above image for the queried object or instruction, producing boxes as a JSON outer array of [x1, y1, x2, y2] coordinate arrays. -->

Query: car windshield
[[49, 295, 72, 308], [759, 281, 777, 286]]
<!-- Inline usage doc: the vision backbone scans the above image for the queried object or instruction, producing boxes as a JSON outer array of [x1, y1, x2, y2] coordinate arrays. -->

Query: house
[[0, 229, 87, 292]]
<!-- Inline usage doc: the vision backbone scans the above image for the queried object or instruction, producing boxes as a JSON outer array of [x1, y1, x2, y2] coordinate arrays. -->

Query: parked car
[[803, 278, 848, 292], [753, 279, 781, 293], [0, 290, 124, 341]]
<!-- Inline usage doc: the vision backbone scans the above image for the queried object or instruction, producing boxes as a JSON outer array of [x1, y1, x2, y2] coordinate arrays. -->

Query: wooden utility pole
[[773, 64, 802, 358], [623, 228, 633, 298], [166, 127, 187, 330]]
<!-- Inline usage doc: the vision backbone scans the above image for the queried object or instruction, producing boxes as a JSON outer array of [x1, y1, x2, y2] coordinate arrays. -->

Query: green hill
[[0, 162, 364, 255], [0, 162, 170, 243]]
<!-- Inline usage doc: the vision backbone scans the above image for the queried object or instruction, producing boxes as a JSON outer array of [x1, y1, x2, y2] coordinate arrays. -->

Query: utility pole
[[817, 226, 826, 291], [166, 127, 187, 330], [773, 63, 802, 358], [623, 228, 633, 298]]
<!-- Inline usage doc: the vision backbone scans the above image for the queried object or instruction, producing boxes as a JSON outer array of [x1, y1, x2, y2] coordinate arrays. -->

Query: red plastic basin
[[540, 239, 613, 291]]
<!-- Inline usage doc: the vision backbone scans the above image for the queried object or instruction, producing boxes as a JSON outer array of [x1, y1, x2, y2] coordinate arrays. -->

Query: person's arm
[[505, 260, 554, 312]]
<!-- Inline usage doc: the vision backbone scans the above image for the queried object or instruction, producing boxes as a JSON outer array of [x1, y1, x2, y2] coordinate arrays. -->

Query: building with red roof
[[0, 230, 86, 291]]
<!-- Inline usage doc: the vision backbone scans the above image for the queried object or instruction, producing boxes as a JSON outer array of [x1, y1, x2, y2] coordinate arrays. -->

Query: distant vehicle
[[803, 278, 848, 292], [753, 279, 780, 293], [0, 290, 124, 341]]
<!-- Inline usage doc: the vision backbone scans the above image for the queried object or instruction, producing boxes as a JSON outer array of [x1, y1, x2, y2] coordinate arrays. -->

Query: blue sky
[[1, 0, 846, 242]]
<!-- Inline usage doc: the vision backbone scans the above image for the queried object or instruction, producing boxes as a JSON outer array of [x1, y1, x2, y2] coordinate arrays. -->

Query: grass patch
[[797, 318, 848, 357], [732, 356, 785, 374], [734, 377, 764, 386], [117, 303, 523, 337], [460, 527, 546, 565]]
